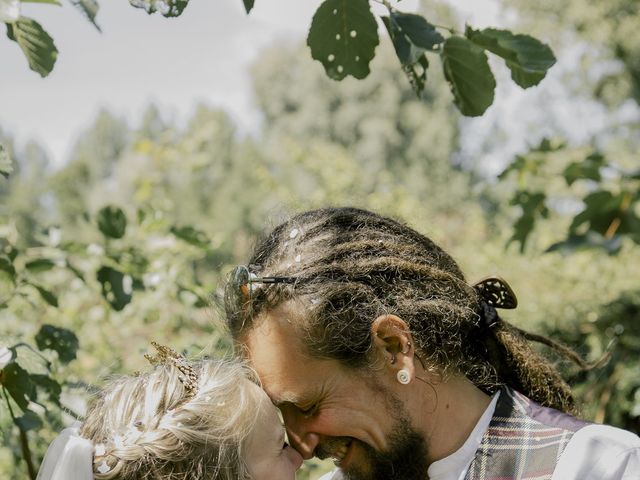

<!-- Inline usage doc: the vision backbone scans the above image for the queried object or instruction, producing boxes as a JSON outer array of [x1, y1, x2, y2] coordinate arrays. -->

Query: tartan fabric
[[465, 387, 590, 480]]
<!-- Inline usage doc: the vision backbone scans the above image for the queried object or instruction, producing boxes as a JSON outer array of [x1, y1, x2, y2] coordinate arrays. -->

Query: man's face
[[244, 303, 429, 479]]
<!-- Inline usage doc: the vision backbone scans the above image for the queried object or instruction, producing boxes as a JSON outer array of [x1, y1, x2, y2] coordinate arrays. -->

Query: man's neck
[[413, 374, 492, 465]]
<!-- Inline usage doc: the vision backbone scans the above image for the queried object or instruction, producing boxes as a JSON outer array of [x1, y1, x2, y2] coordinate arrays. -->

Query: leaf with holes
[[441, 36, 495, 116], [6, 17, 58, 77], [307, 0, 379, 80], [128, 0, 189, 17], [465, 27, 555, 88], [0, 363, 36, 410], [97, 266, 132, 311], [242, 0, 254, 14], [69, 0, 100, 31], [35, 325, 79, 364], [97, 205, 127, 239], [0, 144, 12, 179]]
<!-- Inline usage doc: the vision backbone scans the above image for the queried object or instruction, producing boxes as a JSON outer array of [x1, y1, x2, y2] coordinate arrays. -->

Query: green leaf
[[563, 152, 605, 186], [242, 0, 254, 14], [22, 0, 61, 4], [0, 363, 36, 410], [6, 17, 58, 77], [0, 255, 16, 283], [465, 27, 555, 88], [570, 190, 640, 237], [382, 16, 421, 66], [441, 36, 496, 116], [13, 344, 49, 375], [97, 205, 127, 239], [381, 15, 432, 97], [14, 409, 43, 431], [35, 325, 79, 364], [31, 374, 61, 405], [0, 347, 14, 369], [69, 0, 101, 32], [25, 258, 56, 273], [128, 0, 189, 17], [392, 12, 444, 51], [508, 190, 548, 252], [97, 266, 132, 311], [171, 225, 209, 248], [307, 0, 379, 80], [28, 282, 59, 307], [547, 232, 623, 256], [0, 144, 12, 179]]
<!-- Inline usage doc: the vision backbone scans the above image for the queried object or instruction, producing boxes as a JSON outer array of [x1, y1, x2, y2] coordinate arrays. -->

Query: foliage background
[[1, 0, 639, 479]]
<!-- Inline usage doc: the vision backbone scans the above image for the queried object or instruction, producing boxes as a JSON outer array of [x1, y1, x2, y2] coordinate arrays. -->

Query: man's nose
[[286, 425, 320, 460], [282, 410, 320, 460]]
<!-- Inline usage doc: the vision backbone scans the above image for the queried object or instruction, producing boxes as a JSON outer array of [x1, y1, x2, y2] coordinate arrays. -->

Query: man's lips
[[317, 438, 355, 468]]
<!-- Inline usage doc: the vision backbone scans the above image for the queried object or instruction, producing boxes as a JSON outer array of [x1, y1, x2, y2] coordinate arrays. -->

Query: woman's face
[[243, 382, 304, 479]]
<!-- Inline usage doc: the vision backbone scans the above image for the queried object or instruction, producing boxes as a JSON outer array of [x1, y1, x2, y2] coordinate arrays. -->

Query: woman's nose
[[286, 445, 304, 470]]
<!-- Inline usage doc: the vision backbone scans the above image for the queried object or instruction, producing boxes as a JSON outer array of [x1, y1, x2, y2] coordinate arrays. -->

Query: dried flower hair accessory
[[144, 342, 199, 399]]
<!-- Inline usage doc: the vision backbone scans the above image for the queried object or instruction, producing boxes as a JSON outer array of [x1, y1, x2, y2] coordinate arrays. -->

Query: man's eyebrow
[[270, 391, 300, 407], [269, 392, 312, 408]]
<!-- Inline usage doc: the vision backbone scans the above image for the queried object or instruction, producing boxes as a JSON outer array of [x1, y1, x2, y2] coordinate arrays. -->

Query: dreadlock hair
[[228, 207, 580, 414]]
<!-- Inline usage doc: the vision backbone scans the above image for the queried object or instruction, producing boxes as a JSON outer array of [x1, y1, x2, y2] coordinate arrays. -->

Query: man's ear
[[371, 314, 415, 381]]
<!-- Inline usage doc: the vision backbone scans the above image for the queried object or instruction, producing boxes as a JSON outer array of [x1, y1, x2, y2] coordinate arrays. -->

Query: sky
[[0, 0, 499, 166], [1, 0, 627, 172]]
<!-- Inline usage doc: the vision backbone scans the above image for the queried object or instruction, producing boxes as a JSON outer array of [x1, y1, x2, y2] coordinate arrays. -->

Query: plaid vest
[[465, 387, 590, 480]]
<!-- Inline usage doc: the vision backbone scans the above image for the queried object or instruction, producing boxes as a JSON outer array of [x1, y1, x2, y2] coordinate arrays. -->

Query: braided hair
[[80, 359, 257, 480], [229, 207, 578, 413]]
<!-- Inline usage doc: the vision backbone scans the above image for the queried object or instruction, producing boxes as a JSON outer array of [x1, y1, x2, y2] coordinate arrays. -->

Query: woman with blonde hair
[[36, 343, 303, 480]]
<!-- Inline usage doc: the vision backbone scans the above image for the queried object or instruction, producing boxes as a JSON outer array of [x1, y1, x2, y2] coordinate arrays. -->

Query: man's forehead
[[243, 307, 333, 406]]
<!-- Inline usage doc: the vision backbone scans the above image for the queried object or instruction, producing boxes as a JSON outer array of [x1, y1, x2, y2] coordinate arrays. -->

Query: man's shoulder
[[553, 424, 640, 479]]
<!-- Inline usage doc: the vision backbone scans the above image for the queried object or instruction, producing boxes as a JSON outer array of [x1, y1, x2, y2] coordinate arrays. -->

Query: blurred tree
[[49, 110, 129, 223]]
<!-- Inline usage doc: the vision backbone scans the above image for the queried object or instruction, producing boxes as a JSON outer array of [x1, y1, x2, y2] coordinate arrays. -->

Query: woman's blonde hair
[[80, 357, 260, 479]]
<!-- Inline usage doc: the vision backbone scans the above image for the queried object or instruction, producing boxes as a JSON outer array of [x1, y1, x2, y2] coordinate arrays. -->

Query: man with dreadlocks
[[224, 207, 639, 480]]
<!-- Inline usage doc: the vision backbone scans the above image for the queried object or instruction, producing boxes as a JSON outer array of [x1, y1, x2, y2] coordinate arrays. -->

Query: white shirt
[[319, 391, 640, 479]]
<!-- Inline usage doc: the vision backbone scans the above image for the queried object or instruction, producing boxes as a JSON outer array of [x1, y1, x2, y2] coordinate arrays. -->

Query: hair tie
[[472, 277, 518, 329]]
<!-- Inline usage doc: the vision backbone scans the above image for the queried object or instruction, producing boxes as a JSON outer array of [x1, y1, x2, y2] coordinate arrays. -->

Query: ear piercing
[[397, 369, 411, 385], [390, 342, 412, 365]]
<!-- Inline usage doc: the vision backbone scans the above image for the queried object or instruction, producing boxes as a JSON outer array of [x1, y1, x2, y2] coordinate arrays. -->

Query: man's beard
[[341, 417, 429, 480], [317, 391, 430, 480]]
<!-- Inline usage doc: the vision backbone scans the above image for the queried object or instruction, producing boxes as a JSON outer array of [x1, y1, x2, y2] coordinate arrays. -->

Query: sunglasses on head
[[224, 265, 296, 331]]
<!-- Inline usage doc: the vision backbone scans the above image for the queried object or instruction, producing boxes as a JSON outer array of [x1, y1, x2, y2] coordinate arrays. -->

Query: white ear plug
[[397, 369, 411, 385]]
